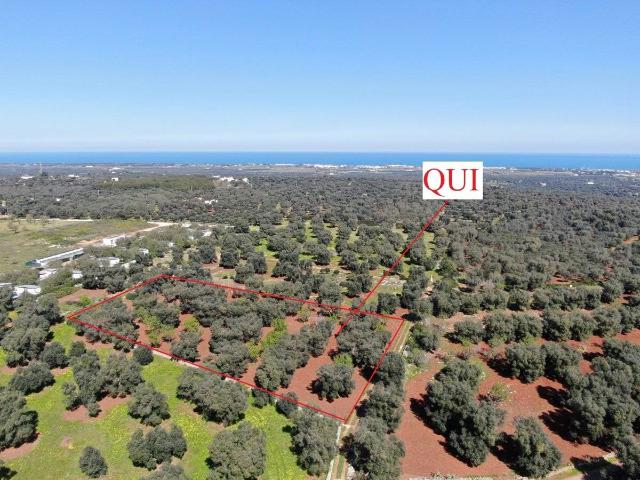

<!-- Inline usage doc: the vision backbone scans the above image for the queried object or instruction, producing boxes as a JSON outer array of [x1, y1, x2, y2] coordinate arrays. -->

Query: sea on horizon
[[0, 152, 637, 170]]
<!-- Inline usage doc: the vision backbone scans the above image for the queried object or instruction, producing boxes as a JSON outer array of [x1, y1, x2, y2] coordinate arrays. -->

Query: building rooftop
[[26, 248, 84, 268]]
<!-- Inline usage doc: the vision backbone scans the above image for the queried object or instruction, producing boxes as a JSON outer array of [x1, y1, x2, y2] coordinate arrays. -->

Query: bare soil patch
[[62, 395, 129, 423], [0, 435, 40, 461], [59, 436, 73, 449], [60, 288, 108, 305]]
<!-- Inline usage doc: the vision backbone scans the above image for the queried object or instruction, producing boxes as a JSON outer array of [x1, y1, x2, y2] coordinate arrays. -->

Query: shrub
[[314, 363, 355, 401], [9, 361, 54, 394], [411, 323, 441, 352], [487, 382, 510, 402], [208, 422, 266, 480], [505, 344, 546, 383], [449, 319, 484, 344], [132, 347, 154, 365], [542, 342, 581, 383], [79, 446, 108, 478], [511, 417, 561, 478]]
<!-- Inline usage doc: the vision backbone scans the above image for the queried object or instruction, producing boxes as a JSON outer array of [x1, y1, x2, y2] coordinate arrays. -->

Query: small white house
[[71, 269, 83, 280], [102, 235, 126, 247], [202, 230, 212, 237], [38, 268, 58, 280], [97, 257, 120, 268], [138, 248, 150, 255], [13, 285, 41, 297]]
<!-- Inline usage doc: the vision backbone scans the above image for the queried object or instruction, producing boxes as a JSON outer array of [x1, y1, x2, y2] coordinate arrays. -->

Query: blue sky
[[0, 1, 638, 153]]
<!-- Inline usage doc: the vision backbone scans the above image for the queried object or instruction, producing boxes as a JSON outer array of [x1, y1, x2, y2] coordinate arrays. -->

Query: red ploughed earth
[[398, 329, 640, 479]]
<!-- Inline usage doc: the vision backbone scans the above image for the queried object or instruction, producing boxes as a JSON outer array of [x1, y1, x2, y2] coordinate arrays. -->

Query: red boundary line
[[65, 203, 448, 423], [66, 313, 346, 422], [344, 316, 406, 422], [66, 274, 404, 423], [336, 200, 449, 335]]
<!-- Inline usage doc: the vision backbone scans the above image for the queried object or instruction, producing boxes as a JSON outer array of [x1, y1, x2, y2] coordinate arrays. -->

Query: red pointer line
[[344, 317, 406, 422], [335, 200, 449, 335]]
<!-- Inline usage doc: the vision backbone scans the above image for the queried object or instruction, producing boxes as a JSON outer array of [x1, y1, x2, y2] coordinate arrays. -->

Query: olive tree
[[208, 422, 266, 480], [79, 446, 108, 478], [511, 417, 561, 478]]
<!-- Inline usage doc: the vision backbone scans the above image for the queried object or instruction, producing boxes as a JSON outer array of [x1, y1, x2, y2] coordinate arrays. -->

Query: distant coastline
[[0, 152, 637, 170]]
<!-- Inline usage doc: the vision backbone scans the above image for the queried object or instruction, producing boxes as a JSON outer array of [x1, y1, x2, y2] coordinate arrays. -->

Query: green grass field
[[0, 348, 11, 386], [6, 368, 147, 480], [238, 405, 306, 480], [51, 322, 77, 350], [0, 218, 152, 274], [4, 352, 308, 480]]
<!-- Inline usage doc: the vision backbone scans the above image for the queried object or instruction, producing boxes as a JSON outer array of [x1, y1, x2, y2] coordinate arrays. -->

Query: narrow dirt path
[[76, 221, 175, 247]]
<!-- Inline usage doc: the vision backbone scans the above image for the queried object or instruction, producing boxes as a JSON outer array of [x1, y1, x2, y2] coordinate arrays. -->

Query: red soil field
[[279, 315, 399, 419], [60, 288, 108, 305], [398, 329, 640, 479], [67, 274, 405, 421]]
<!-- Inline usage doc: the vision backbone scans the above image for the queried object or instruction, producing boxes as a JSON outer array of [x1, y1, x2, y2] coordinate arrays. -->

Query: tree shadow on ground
[[537, 384, 567, 409], [491, 433, 520, 473], [571, 456, 624, 479], [583, 351, 601, 363], [486, 355, 512, 379], [540, 408, 581, 443], [402, 311, 421, 322], [409, 393, 429, 423]]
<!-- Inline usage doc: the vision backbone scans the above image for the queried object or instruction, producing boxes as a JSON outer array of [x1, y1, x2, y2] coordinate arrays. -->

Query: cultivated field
[[397, 310, 640, 479], [70, 276, 404, 420]]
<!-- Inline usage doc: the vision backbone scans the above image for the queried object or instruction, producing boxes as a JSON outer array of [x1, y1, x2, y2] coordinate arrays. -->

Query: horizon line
[[0, 150, 638, 157]]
